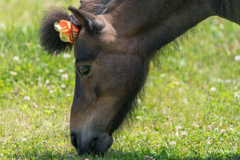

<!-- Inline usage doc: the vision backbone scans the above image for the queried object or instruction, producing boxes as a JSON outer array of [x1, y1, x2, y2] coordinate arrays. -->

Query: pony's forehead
[[74, 43, 99, 62]]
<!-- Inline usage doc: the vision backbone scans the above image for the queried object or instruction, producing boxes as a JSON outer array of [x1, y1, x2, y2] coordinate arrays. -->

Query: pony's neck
[[108, 0, 215, 57], [81, 0, 240, 58]]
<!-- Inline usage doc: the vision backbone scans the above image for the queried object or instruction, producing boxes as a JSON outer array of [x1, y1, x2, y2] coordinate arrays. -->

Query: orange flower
[[54, 20, 79, 43]]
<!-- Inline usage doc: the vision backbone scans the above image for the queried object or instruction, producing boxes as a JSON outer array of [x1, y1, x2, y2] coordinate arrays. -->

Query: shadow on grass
[[118, 150, 240, 160], [5, 149, 240, 160], [3, 150, 78, 160]]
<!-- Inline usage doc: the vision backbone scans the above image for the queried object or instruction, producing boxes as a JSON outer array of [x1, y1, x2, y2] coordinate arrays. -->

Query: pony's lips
[[93, 135, 113, 155], [72, 132, 113, 155]]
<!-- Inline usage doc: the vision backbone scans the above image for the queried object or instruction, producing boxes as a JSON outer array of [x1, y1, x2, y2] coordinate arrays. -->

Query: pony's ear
[[80, 0, 87, 5], [39, 8, 80, 55], [68, 6, 105, 34]]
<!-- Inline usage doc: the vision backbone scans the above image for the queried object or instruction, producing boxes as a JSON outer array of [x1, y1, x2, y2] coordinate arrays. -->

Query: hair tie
[[54, 16, 79, 43]]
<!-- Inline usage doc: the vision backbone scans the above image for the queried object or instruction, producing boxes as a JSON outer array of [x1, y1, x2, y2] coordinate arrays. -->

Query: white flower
[[176, 131, 179, 136], [207, 141, 211, 145], [170, 141, 176, 145], [144, 126, 149, 131], [63, 53, 71, 58], [218, 78, 222, 83], [228, 128, 234, 132], [33, 102, 38, 108], [66, 93, 71, 98], [61, 84, 66, 88], [193, 124, 199, 128], [61, 73, 68, 80], [219, 24, 224, 30], [181, 131, 187, 136], [176, 126, 182, 131], [23, 96, 30, 101], [136, 116, 142, 120], [173, 81, 180, 85], [234, 92, 240, 98], [183, 98, 188, 105], [30, 82, 34, 85], [0, 23, 6, 30], [225, 80, 231, 84], [49, 90, 53, 94], [207, 125, 212, 131], [9, 71, 17, 75], [45, 80, 50, 84], [220, 129, 226, 133], [210, 87, 216, 92], [215, 128, 218, 131], [235, 55, 240, 61], [59, 69, 64, 73], [144, 155, 149, 159], [22, 138, 27, 142], [13, 56, 19, 61], [137, 99, 141, 104]]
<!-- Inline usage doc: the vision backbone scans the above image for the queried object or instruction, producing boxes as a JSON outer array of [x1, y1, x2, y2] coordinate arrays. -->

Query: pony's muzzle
[[70, 131, 113, 155], [70, 133, 78, 149], [71, 132, 92, 155]]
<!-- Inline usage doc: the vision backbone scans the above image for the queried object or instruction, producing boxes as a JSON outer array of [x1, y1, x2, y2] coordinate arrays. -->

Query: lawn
[[0, 0, 240, 159]]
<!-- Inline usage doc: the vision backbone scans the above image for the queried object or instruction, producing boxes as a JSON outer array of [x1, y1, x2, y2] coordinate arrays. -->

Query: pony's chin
[[76, 134, 113, 156], [93, 135, 113, 155]]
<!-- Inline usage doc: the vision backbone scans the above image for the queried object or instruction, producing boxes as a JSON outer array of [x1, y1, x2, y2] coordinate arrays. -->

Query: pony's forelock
[[39, 8, 73, 55]]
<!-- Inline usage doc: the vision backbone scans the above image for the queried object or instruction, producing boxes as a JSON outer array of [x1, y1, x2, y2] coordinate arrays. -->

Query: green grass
[[1, 0, 240, 159]]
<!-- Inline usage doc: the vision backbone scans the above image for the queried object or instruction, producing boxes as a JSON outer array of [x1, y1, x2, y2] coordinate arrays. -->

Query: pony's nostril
[[71, 134, 78, 149], [91, 137, 97, 149]]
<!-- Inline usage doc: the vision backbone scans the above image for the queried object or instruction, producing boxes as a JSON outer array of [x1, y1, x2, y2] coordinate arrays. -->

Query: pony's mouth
[[71, 132, 113, 155]]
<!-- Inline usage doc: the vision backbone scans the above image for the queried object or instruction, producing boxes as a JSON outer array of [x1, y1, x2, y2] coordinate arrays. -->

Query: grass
[[0, 0, 240, 159]]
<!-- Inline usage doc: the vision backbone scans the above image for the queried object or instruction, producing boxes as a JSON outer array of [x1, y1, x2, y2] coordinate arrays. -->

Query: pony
[[39, 0, 240, 155]]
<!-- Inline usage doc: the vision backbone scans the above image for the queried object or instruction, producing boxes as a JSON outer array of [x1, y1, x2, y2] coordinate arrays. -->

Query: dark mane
[[79, 0, 117, 15]]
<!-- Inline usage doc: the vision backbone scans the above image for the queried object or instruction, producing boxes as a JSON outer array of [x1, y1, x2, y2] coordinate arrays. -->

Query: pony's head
[[39, 4, 148, 155]]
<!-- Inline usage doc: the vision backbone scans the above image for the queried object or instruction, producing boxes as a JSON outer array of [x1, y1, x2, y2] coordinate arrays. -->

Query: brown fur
[[39, 0, 240, 155]]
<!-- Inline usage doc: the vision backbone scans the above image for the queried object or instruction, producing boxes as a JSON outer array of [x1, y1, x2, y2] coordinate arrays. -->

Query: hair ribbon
[[54, 19, 79, 44]]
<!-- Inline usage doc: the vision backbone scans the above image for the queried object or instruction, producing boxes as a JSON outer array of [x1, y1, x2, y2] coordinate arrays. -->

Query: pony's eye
[[77, 66, 91, 77]]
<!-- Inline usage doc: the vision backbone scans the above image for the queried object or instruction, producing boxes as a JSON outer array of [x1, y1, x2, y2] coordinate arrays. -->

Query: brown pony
[[39, 0, 240, 155]]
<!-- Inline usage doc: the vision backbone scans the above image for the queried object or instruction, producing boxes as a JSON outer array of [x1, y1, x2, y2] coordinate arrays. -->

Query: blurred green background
[[0, 0, 240, 159]]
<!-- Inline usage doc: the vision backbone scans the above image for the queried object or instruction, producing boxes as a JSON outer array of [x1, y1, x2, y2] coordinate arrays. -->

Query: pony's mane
[[79, 0, 116, 15]]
